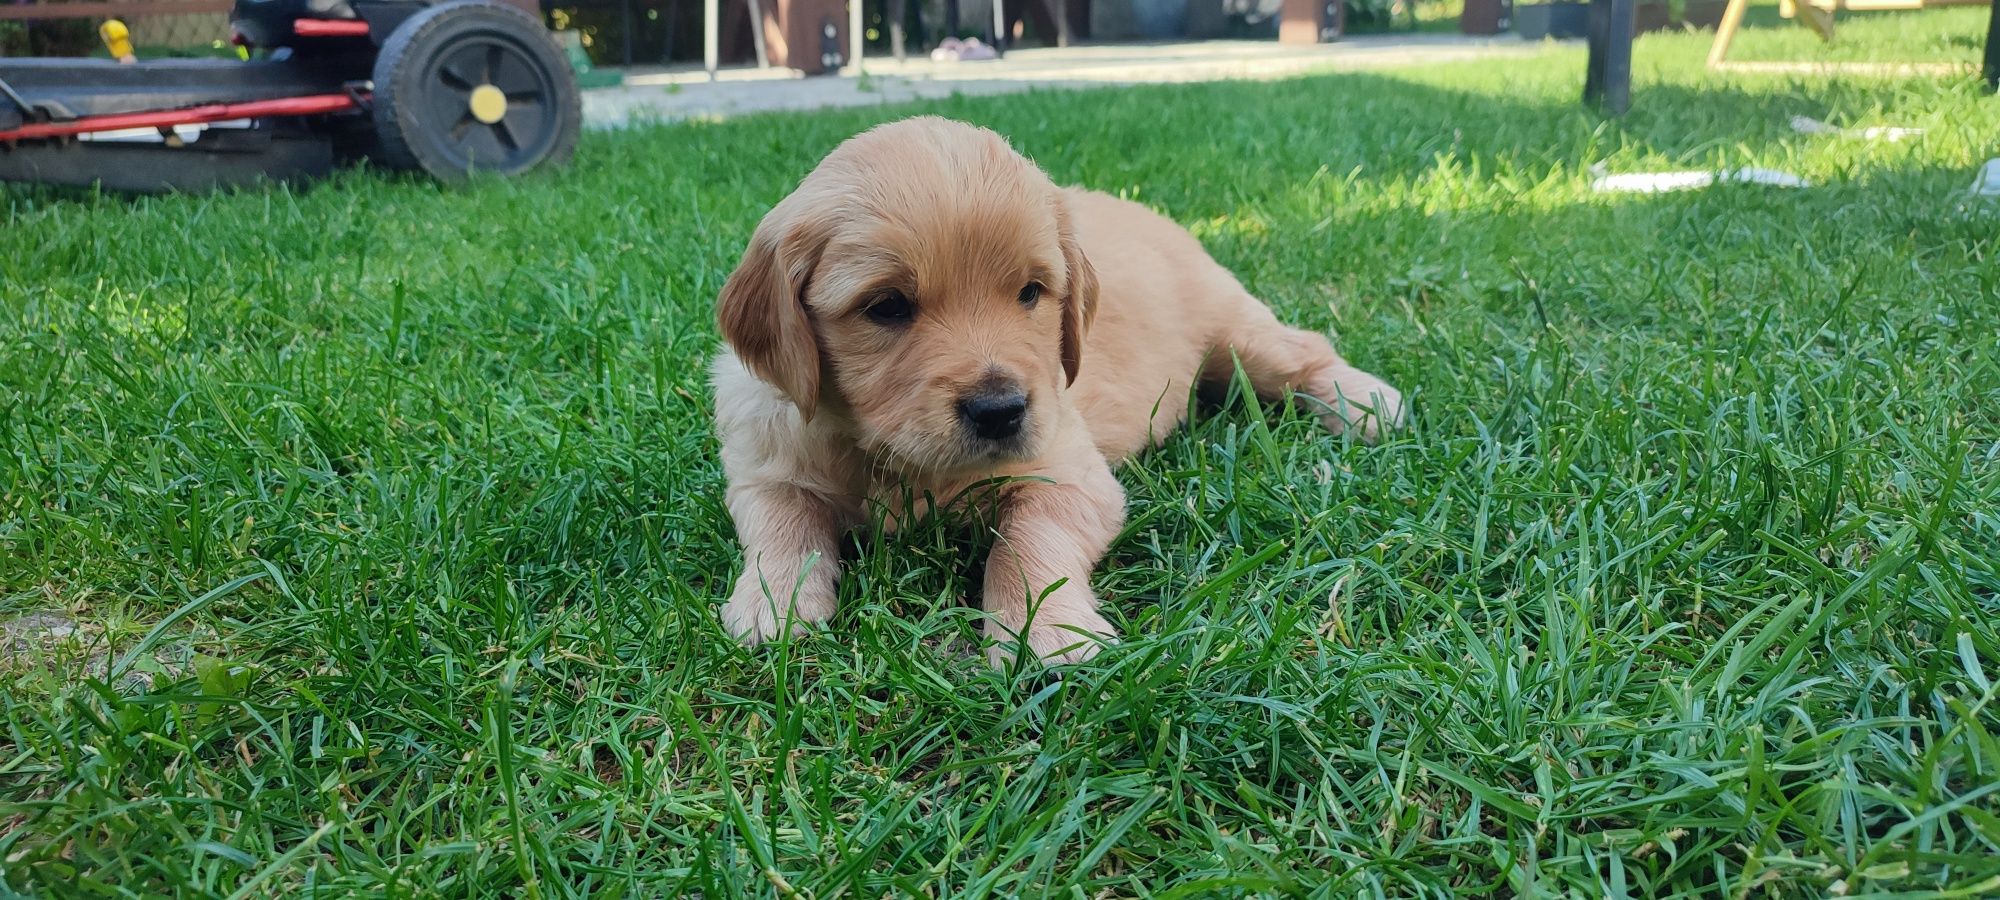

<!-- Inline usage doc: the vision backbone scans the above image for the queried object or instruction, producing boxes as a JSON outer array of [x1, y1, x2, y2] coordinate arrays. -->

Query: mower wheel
[[370, 0, 581, 181]]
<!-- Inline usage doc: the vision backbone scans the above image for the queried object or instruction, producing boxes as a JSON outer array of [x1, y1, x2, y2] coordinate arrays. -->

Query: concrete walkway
[[582, 34, 1537, 128]]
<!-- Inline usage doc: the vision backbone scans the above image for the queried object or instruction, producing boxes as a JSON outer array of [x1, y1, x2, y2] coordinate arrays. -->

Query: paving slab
[[583, 34, 1540, 128]]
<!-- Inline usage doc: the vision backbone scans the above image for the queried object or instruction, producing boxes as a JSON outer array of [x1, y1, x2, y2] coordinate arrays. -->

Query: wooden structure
[[1708, 0, 1995, 69], [703, 0, 992, 74], [0, 0, 234, 50], [0, 0, 229, 18], [1279, 0, 1344, 43], [1587, 0, 1999, 114]]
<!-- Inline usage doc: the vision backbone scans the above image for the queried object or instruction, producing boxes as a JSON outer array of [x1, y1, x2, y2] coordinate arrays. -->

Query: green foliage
[[0, 16, 95, 56]]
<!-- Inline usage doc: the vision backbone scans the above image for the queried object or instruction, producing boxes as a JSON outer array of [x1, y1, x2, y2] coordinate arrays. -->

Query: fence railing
[[0, 1, 234, 18], [1, 0, 235, 56]]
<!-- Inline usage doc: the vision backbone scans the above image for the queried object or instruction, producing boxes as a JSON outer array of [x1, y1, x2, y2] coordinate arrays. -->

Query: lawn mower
[[0, 0, 583, 191]]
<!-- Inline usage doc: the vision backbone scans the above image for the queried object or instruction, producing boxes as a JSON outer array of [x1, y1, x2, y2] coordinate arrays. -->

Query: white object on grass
[[928, 37, 998, 62], [1790, 116, 1923, 142], [1589, 166, 1811, 194], [1972, 159, 2000, 198]]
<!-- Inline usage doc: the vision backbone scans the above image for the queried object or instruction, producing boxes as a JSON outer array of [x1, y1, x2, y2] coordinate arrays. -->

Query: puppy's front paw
[[720, 577, 834, 646], [985, 605, 1116, 667], [1313, 367, 1405, 444]]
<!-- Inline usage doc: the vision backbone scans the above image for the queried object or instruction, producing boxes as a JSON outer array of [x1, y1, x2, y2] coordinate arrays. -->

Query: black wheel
[[370, 0, 581, 181]]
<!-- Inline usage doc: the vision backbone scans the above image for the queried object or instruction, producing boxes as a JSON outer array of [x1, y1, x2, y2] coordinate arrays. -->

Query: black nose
[[959, 389, 1028, 441]]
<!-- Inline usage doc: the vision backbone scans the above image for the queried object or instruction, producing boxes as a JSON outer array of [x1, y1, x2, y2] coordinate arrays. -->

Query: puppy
[[713, 116, 1402, 665]]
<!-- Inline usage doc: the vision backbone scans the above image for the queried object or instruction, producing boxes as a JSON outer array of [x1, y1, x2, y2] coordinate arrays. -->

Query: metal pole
[[849, 0, 864, 72], [704, 0, 718, 78], [1583, 0, 1633, 115], [663, 0, 678, 64], [746, 0, 770, 68], [890, 0, 906, 60], [622, 0, 635, 65], [1984, 0, 1999, 91]]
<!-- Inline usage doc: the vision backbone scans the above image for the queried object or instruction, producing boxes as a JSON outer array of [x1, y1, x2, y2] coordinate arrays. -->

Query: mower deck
[[0, 128, 339, 192], [0, 58, 356, 125], [0, 59, 364, 190], [0, 0, 580, 191]]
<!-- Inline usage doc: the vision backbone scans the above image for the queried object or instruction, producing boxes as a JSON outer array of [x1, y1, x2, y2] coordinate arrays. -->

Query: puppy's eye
[[865, 291, 915, 326], [1018, 282, 1044, 307]]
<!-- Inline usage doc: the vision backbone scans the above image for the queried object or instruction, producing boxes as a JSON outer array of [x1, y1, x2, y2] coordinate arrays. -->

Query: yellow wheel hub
[[467, 84, 508, 125]]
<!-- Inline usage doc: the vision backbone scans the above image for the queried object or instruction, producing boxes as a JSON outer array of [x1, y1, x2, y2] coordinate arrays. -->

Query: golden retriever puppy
[[713, 116, 1402, 665]]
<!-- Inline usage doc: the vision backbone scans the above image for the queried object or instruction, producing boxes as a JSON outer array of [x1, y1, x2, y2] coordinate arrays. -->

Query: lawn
[[5, 14, 2000, 898]]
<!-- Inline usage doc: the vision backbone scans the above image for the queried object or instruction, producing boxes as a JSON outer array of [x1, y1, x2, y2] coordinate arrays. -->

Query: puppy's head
[[718, 116, 1098, 474]]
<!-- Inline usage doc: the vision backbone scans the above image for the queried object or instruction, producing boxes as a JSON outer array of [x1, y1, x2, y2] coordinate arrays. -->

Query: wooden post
[[1797, 1, 1836, 39], [1706, 0, 1749, 67], [1279, 0, 1342, 42]]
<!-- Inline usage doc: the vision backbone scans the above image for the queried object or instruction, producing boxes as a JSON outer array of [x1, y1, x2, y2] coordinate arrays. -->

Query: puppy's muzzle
[[958, 380, 1028, 442]]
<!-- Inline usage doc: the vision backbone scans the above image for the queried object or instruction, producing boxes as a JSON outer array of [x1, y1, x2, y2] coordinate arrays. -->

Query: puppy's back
[[1060, 188, 1255, 461]]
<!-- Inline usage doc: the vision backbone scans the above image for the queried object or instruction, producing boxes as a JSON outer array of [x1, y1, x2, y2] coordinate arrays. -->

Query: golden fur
[[713, 116, 1403, 664]]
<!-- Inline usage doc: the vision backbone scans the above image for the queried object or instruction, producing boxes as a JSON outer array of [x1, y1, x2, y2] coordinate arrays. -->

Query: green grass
[[4, 17, 2000, 897], [1712, 5, 1996, 63]]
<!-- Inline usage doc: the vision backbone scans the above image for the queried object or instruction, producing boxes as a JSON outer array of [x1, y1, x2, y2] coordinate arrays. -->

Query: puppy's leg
[[713, 354, 860, 645], [1205, 299, 1404, 443], [721, 483, 845, 644], [982, 457, 1125, 666]]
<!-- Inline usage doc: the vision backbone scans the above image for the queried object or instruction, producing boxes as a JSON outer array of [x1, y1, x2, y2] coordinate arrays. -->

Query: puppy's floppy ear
[[1056, 202, 1099, 387], [718, 208, 827, 419]]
